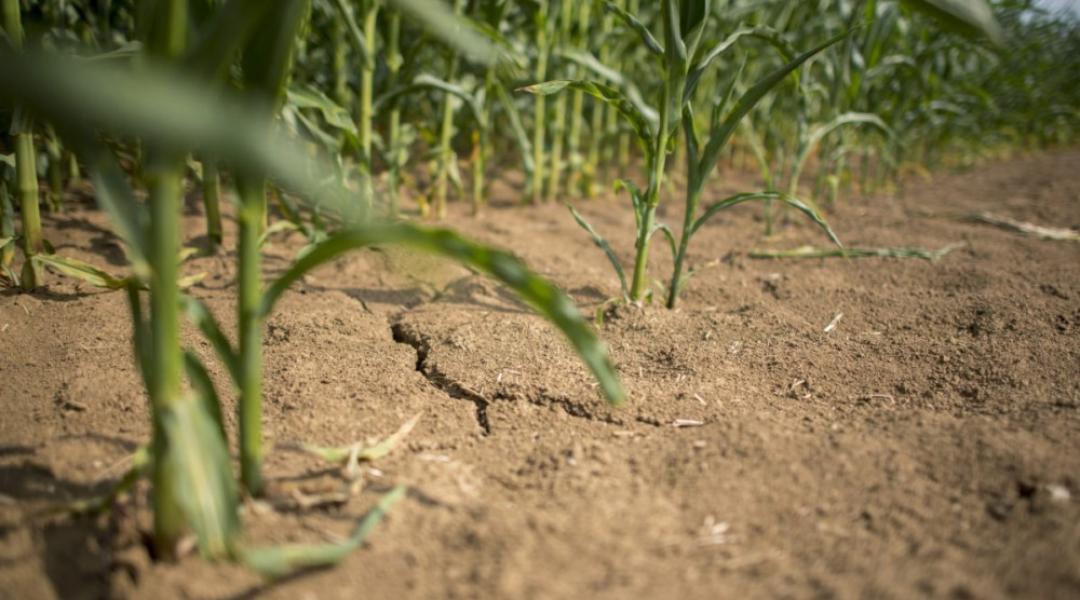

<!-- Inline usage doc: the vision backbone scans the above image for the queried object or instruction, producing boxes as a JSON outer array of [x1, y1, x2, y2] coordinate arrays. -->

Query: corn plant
[[0, 0, 624, 574], [523, 1, 843, 305]]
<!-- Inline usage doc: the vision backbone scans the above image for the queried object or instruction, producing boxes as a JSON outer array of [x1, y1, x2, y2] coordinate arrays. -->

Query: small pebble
[[1048, 484, 1071, 503]]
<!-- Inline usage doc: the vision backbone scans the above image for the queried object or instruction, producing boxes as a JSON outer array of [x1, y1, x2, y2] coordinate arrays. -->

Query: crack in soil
[[386, 295, 624, 430], [391, 322, 492, 435], [492, 390, 625, 427]]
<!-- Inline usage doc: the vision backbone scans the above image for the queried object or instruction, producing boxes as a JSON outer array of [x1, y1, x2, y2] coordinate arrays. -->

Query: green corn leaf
[[603, 1, 663, 56], [686, 26, 793, 103], [555, 47, 656, 123], [183, 350, 228, 443], [699, 59, 746, 175], [902, 0, 1005, 46], [465, 15, 527, 69], [679, 0, 711, 52], [181, 296, 242, 388], [494, 83, 534, 175], [291, 108, 349, 152], [0, 53, 360, 220], [32, 254, 130, 289], [125, 282, 154, 396], [389, 0, 497, 65], [804, 113, 893, 153], [613, 179, 646, 229], [261, 223, 625, 405], [662, 0, 688, 66], [518, 80, 655, 146], [708, 57, 743, 130], [567, 205, 629, 300], [865, 54, 919, 81], [650, 222, 678, 263], [790, 112, 893, 195], [690, 192, 841, 250], [241, 485, 405, 579], [557, 47, 624, 84], [74, 141, 152, 280], [699, 31, 848, 182], [683, 108, 700, 178], [241, 0, 310, 111], [374, 74, 485, 127], [160, 397, 241, 559], [287, 82, 358, 135], [185, 0, 273, 78]]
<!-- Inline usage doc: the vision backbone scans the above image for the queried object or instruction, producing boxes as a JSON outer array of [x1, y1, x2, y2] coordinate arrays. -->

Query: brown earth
[[1, 149, 1078, 599]]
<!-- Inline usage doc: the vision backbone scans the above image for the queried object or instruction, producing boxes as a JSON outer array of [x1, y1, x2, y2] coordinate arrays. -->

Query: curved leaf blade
[[287, 83, 358, 135], [686, 26, 794, 102], [690, 192, 841, 250], [603, 1, 663, 56], [700, 31, 849, 177], [519, 79, 655, 145], [567, 205, 629, 300], [389, 0, 498, 64], [161, 397, 240, 559], [32, 254, 129, 289], [181, 296, 242, 388], [902, 0, 1005, 46]]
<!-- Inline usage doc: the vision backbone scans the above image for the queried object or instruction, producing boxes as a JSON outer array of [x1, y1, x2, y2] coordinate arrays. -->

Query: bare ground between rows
[[1, 149, 1079, 599]]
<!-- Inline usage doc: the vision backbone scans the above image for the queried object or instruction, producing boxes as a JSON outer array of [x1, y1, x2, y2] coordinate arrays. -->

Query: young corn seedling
[[523, 1, 844, 306]]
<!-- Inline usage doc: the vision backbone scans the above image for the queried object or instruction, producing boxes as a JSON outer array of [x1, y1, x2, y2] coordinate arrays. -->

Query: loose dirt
[[1, 149, 1078, 599]]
